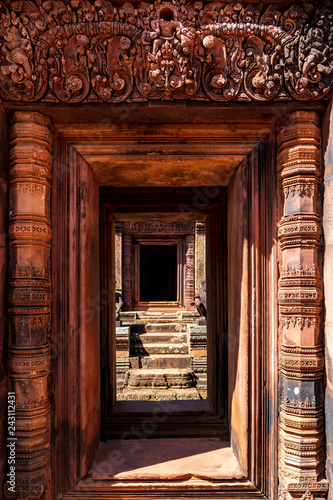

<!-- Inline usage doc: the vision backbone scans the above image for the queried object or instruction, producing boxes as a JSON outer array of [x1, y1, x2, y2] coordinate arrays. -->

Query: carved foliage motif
[[0, 0, 332, 103]]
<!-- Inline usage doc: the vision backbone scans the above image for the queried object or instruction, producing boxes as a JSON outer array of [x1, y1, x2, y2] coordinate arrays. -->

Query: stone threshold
[[62, 438, 266, 498], [88, 438, 244, 481]]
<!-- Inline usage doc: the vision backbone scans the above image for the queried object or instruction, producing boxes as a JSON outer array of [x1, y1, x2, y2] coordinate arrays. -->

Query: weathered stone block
[[116, 326, 130, 358], [187, 325, 207, 358]]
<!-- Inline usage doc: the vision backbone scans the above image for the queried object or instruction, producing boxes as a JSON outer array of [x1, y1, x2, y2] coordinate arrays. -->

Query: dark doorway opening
[[140, 244, 177, 301]]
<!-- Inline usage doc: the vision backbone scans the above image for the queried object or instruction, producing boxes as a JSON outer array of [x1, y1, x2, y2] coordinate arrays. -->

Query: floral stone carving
[[0, 0, 332, 103]]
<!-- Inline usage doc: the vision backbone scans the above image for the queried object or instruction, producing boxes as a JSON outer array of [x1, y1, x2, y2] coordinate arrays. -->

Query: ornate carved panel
[[277, 111, 327, 499], [122, 221, 195, 233], [0, 1, 332, 104], [6, 112, 52, 499]]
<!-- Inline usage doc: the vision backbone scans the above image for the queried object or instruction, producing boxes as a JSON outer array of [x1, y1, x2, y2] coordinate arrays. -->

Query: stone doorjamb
[[4, 108, 328, 500], [277, 111, 327, 499], [6, 112, 52, 499]]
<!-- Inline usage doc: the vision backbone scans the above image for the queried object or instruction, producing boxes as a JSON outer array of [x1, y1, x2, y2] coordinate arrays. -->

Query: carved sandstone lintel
[[277, 111, 327, 499], [5, 112, 52, 500], [0, 1, 331, 104], [122, 221, 196, 234]]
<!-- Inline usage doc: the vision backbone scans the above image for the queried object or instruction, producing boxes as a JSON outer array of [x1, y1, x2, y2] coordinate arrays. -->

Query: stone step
[[131, 332, 187, 344], [131, 343, 188, 355], [144, 322, 184, 333], [138, 313, 181, 319], [140, 354, 191, 369], [181, 311, 200, 320], [129, 323, 185, 334], [118, 387, 200, 401], [126, 368, 193, 389], [135, 318, 183, 324], [137, 311, 181, 317]]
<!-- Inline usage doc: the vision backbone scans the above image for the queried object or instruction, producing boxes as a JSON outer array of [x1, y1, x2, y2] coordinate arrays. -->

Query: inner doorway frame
[[136, 239, 182, 306], [46, 114, 280, 500], [100, 187, 228, 438]]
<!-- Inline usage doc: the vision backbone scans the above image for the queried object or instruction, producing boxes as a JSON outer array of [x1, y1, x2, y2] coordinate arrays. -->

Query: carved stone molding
[[0, 1, 332, 104], [277, 111, 327, 499], [122, 221, 195, 233], [5, 112, 52, 500], [280, 345, 324, 380]]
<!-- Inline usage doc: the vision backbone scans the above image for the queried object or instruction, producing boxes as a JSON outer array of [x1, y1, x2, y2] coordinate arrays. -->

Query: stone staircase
[[117, 311, 205, 401]]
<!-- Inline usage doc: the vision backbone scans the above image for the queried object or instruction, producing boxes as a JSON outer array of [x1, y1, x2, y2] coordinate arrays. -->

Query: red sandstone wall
[[51, 131, 100, 498], [227, 158, 249, 475], [78, 158, 100, 476], [0, 102, 8, 494], [323, 98, 333, 498]]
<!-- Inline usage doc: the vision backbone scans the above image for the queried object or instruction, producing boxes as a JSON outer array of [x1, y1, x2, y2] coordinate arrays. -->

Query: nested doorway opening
[[51, 117, 278, 500], [101, 190, 225, 413], [139, 244, 177, 302], [113, 216, 208, 402]]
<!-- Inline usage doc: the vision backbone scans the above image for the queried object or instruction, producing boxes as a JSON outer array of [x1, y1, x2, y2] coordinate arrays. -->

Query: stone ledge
[[90, 438, 244, 481]]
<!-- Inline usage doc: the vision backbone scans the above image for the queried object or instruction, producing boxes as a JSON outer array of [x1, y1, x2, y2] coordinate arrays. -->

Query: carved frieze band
[[122, 221, 195, 233], [6, 112, 52, 500], [0, 1, 332, 104], [277, 111, 327, 498], [280, 345, 324, 380]]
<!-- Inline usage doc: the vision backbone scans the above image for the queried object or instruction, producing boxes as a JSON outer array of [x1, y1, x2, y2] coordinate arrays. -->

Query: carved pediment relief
[[0, 0, 332, 103]]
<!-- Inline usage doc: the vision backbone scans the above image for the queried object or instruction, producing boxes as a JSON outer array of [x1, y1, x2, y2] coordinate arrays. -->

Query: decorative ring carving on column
[[277, 111, 327, 500], [6, 112, 52, 500]]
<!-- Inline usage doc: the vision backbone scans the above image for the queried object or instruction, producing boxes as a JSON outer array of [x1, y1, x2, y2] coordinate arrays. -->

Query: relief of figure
[[142, 6, 181, 57], [151, 17, 181, 56], [194, 278, 206, 322], [2, 27, 33, 83], [116, 291, 123, 321], [300, 28, 331, 84]]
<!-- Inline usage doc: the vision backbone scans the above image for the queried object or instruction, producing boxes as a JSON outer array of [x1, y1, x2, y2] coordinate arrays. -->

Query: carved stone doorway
[[0, 92, 330, 500], [118, 220, 198, 311]]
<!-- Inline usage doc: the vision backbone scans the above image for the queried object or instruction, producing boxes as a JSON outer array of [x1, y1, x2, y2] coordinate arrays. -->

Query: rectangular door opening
[[100, 187, 227, 437], [140, 244, 177, 302]]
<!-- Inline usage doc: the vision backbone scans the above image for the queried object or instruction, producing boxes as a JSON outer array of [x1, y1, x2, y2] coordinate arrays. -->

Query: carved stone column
[[6, 112, 52, 499], [277, 111, 327, 500], [185, 234, 195, 311], [115, 221, 122, 294], [122, 233, 133, 310], [195, 222, 206, 291]]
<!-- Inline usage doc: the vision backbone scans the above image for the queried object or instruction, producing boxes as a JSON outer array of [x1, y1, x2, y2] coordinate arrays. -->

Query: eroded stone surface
[[118, 387, 201, 401], [126, 368, 193, 389]]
